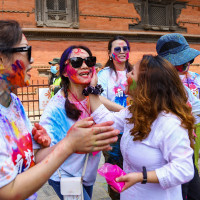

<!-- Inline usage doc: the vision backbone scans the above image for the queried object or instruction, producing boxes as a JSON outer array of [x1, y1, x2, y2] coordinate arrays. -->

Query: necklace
[[68, 89, 91, 117]]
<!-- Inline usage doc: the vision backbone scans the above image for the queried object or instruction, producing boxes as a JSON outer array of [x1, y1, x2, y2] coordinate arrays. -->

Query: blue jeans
[[48, 179, 93, 200]]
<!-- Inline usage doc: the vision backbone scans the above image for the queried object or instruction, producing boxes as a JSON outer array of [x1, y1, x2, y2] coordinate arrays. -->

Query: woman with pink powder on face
[[97, 35, 132, 200], [0, 21, 120, 200], [39, 45, 122, 200]]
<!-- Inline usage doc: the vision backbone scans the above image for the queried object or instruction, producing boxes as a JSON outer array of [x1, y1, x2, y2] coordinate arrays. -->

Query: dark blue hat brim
[[162, 47, 200, 66]]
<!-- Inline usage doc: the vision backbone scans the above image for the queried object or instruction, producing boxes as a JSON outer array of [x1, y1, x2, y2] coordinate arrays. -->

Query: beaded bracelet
[[82, 84, 104, 96]]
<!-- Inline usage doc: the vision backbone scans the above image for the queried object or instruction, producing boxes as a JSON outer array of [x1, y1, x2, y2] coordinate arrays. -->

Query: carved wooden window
[[129, 0, 187, 31], [35, 0, 79, 28]]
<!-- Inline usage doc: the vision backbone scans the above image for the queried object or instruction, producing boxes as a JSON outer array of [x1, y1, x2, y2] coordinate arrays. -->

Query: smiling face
[[0, 34, 33, 90], [110, 39, 129, 64], [63, 48, 94, 85]]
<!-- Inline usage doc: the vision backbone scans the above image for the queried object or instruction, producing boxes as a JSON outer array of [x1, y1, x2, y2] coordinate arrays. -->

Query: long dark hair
[[104, 35, 132, 76], [0, 20, 22, 58], [60, 45, 92, 120], [128, 55, 195, 148]]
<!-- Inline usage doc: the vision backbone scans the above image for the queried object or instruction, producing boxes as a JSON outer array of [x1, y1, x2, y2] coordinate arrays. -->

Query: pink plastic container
[[98, 163, 126, 193]]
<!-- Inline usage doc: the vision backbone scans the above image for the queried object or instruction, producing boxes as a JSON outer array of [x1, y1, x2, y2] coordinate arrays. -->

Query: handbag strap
[[81, 153, 89, 178], [57, 153, 89, 179]]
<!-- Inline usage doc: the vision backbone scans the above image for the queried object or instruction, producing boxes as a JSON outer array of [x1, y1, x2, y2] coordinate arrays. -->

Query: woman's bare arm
[[100, 96, 124, 112]]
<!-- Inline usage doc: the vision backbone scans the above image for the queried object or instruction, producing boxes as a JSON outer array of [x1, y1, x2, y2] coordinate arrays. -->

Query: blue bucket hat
[[156, 33, 200, 66]]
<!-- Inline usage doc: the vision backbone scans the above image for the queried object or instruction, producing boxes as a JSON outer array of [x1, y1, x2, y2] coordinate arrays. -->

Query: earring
[[109, 56, 112, 61]]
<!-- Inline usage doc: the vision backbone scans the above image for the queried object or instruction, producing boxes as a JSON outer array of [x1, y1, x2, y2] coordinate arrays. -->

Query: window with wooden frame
[[129, 0, 187, 32], [35, 0, 79, 28]]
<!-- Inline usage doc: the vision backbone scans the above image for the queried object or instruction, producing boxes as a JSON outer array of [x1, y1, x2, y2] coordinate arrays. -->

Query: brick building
[[1, 0, 200, 80]]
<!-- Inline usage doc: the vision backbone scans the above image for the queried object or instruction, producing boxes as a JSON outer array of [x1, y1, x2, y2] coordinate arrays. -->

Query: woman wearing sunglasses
[[97, 35, 132, 200], [0, 20, 120, 200], [39, 45, 123, 200]]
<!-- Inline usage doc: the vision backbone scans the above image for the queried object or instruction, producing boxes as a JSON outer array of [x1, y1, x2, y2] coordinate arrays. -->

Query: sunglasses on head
[[68, 56, 96, 68], [5, 46, 32, 62], [114, 46, 129, 54]]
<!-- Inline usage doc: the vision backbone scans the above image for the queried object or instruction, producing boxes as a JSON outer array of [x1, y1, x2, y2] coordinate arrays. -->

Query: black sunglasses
[[114, 46, 129, 54], [69, 56, 96, 68], [4, 46, 32, 62]]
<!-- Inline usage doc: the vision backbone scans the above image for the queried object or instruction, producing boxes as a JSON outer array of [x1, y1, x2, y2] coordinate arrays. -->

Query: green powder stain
[[128, 78, 137, 91]]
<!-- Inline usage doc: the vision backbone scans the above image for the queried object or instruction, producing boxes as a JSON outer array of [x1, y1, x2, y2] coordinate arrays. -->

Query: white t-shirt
[[92, 105, 194, 200], [183, 85, 200, 124], [180, 71, 200, 99], [0, 93, 39, 200], [39, 90, 101, 186], [98, 67, 130, 107]]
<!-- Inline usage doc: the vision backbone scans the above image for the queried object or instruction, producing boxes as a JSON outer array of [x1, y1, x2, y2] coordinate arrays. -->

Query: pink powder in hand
[[98, 163, 126, 193]]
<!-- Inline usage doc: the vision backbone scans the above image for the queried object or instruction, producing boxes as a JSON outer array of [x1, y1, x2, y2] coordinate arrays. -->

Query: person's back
[[156, 33, 200, 200]]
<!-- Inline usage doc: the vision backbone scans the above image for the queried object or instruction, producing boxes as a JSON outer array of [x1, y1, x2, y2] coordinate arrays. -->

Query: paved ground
[[37, 153, 111, 200], [37, 154, 200, 200]]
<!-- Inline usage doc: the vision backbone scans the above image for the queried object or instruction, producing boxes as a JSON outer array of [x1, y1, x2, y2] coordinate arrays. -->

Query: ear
[[0, 53, 12, 65], [0, 54, 8, 69]]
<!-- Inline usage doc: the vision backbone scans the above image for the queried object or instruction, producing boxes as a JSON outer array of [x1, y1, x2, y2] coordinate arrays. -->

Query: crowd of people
[[0, 19, 200, 200]]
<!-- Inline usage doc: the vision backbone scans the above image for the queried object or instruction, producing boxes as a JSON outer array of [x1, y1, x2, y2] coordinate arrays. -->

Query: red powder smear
[[72, 48, 84, 55], [113, 85, 123, 94], [12, 134, 35, 169], [118, 42, 125, 46], [7, 60, 29, 88], [6, 175, 11, 179], [1, 166, 5, 175], [66, 64, 93, 85], [67, 67, 79, 82], [92, 67, 95, 75], [127, 76, 132, 85], [5, 135, 12, 142], [64, 64, 78, 82]]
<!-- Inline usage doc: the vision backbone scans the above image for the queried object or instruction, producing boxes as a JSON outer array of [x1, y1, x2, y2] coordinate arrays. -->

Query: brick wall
[[1, 0, 199, 33], [0, 0, 200, 84], [29, 40, 200, 83]]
